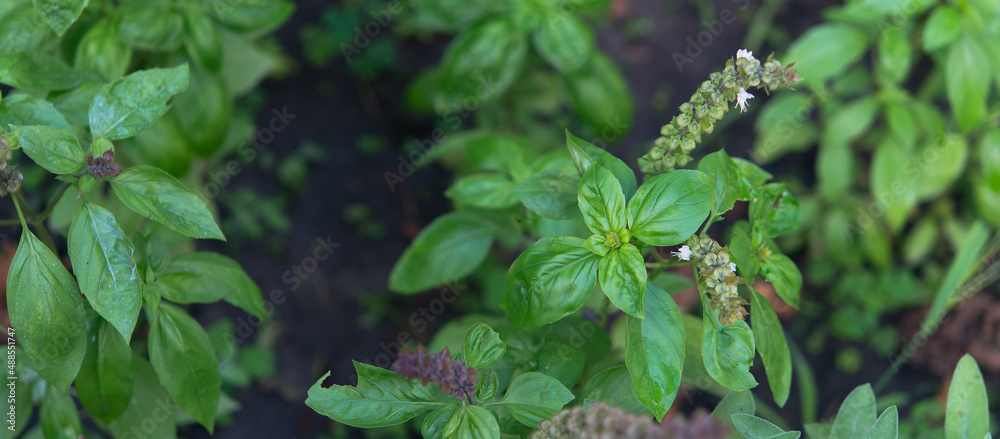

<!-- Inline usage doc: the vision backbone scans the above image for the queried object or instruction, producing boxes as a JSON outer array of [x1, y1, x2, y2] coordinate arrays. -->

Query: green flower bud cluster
[[639, 53, 801, 176], [0, 134, 23, 198], [688, 235, 747, 327], [531, 402, 730, 439]]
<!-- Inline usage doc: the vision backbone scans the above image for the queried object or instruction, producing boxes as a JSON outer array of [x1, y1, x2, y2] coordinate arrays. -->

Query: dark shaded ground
[[178, 0, 973, 437]]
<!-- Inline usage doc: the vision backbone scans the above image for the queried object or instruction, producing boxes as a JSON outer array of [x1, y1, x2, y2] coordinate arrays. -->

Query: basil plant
[[0, 0, 292, 437], [308, 50, 810, 438]]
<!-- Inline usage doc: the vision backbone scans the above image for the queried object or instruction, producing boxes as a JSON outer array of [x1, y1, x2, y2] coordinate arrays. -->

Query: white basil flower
[[736, 88, 754, 113]]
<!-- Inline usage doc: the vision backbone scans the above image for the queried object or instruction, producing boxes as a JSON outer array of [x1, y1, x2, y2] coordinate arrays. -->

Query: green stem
[[11, 194, 27, 228], [14, 192, 58, 254], [0, 181, 73, 226], [38, 181, 72, 219]]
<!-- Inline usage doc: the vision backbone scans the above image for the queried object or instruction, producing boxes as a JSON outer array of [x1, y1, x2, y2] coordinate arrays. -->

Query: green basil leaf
[[76, 317, 133, 423], [583, 233, 613, 257], [68, 201, 142, 342], [760, 251, 801, 309], [173, 67, 230, 156], [865, 406, 899, 439], [533, 14, 593, 72], [913, 135, 968, 201], [923, 6, 962, 51], [443, 404, 500, 439], [306, 362, 444, 428], [750, 183, 800, 238], [107, 354, 178, 439], [701, 296, 757, 392], [785, 23, 869, 85], [870, 139, 917, 232], [598, 243, 646, 318], [537, 330, 585, 388], [565, 130, 636, 199], [14, 125, 85, 174], [32, 0, 86, 36], [512, 170, 580, 220], [749, 285, 792, 407], [578, 162, 627, 235], [110, 165, 225, 240], [922, 222, 989, 336], [489, 372, 573, 428], [945, 354, 989, 439], [804, 423, 832, 439], [830, 384, 876, 439], [122, 112, 192, 177], [389, 211, 499, 294], [149, 304, 222, 433], [753, 94, 818, 163], [217, 27, 281, 96], [445, 174, 519, 209], [476, 369, 499, 402], [0, 52, 91, 92], [463, 323, 506, 369], [582, 366, 649, 415], [877, 26, 911, 85], [40, 387, 83, 438], [74, 17, 132, 81], [0, 93, 73, 132], [89, 64, 190, 140], [731, 413, 794, 438], [207, 0, 295, 34], [625, 281, 684, 420], [979, 130, 1000, 191], [627, 169, 714, 246], [407, 0, 494, 32], [118, 3, 185, 51], [157, 252, 266, 321], [817, 138, 855, 201], [710, 390, 756, 432], [0, 1, 55, 56], [422, 404, 460, 439], [945, 36, 990, 132], [184, 8, 223, 72], [729, 226, 759, 280], [6, 227, 87, 393], [824, 97, 878, 146], [502, 236, 599, 326], [438, 17, 527, 105], [697, 149, 747, 215], [733, 157, 773, 191], [565, 53, 633, 141]]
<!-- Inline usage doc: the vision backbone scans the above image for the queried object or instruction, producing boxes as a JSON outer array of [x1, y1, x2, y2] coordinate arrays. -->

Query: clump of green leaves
[[310, 46, 808, 436], [750, 0, 1000, 359], [403, 0, 633, 142], [0, 0, 292, 436]]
